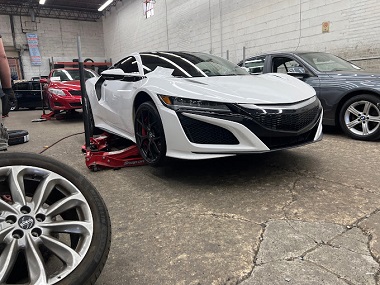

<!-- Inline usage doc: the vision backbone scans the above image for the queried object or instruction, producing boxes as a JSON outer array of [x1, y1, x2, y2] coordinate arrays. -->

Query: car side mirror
[[287, 67, 309, 78], [40, 78, 48, 84], [101, 68, 126, 76], [287, 72, 310, 79]]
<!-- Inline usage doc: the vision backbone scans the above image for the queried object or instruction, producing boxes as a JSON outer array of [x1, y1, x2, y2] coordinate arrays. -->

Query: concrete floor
[[4, 109, 380, 285]]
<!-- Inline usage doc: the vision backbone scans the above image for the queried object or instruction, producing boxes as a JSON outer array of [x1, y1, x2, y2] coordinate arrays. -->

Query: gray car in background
[[238, 51, 380, 141]]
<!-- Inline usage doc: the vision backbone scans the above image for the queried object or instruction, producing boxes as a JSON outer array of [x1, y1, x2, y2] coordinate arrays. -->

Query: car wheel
[[0, 152, 111, 285], [9, 99, 19, 111], [135, 101, 167, 166], [339, 94, 380, 141]]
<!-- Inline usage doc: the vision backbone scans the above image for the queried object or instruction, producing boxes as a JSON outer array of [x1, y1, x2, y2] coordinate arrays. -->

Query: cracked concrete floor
[[5, 110, 380, 285]]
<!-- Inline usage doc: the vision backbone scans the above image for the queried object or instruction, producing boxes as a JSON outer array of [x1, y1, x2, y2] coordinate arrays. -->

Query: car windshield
[[52, 69, 97, 81], [140, 52, 249, 77], [298, 52, 361, 72]]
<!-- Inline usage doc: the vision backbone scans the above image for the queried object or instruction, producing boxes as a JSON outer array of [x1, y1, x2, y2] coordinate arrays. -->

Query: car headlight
[[158, 95, 230, 112], [48, 88, 66, 96]]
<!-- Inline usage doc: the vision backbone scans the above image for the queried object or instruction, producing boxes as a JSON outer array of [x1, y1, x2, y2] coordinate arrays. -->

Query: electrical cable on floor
[[39, 131, 84, 154]]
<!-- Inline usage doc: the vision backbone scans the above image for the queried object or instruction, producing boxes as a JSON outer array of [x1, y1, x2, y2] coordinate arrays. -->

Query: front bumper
[[49, 94, 82, 111], [159, 97, 323, 160]]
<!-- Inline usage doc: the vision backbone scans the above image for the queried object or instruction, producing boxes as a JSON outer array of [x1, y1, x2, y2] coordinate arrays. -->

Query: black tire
[[339, 94, 380, 141], [9, 98, 19, 111], [0, 152, 111, 285], [135, 101, 167, 166], [8, 130, 29, 145]]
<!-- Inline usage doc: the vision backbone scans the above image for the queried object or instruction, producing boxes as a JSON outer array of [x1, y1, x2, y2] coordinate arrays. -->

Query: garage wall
[[102, 0, 380, 70], [0, 15, 106, 79]]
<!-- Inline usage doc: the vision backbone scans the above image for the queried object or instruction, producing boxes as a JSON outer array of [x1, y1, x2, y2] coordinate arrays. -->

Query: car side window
[[52, 70, 69, 81], [140, 54, 191, 77], [116, 56, 139, 74], [272, 57, 305, 74], [243, 57, 265, 74]]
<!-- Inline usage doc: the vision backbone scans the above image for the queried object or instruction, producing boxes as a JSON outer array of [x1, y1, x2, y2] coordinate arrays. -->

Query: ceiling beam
[[0, 3, 102, 21]]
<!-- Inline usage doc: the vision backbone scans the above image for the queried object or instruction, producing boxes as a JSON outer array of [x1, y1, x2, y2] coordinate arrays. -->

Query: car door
[[98, 55, 144, 135], [268, 54, 321, 97]]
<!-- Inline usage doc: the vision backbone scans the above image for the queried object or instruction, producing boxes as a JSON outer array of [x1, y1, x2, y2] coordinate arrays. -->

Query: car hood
[[151, 73, 316, 104], [49, 80, 81, 90]]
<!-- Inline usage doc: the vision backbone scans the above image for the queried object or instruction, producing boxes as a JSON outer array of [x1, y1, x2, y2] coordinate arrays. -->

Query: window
[[272, 57, 305, 74], [116, 56, 139, 74], [244, 57, 265, 74]]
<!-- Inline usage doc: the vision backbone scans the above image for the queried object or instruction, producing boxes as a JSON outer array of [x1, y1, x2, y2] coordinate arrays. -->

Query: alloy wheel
[[0, 165, 93, 284], [343, 100, 380, 137], [135, 102, 166, 165]]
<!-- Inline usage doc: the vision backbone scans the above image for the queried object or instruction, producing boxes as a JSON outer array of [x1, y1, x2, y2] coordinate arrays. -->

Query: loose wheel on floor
[[0, 152, 111, 285], [134, 101, 167, 166], [9, 99, 18, 111], [339, 94, 380, 141]]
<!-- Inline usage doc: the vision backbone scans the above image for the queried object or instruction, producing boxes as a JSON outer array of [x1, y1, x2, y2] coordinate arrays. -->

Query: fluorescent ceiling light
[[98, 0, 113, 11], [39, 0, 46, 4]]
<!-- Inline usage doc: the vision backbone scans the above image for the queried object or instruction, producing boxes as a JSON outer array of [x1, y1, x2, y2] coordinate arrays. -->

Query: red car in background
[[41, 68, 98, 112]]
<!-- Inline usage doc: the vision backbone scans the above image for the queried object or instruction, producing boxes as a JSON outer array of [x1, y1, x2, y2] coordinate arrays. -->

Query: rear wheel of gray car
[[135, 102, 167, 166], [339, 94, 380, 141], [0, 152, 111, 285]]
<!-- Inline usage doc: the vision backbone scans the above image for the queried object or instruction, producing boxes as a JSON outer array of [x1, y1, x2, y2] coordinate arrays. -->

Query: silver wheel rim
[[0, 165, 93, 284], [344, 100, 380, 136]]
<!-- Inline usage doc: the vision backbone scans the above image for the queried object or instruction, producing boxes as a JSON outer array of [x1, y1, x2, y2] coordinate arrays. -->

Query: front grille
[[178, 114, 239, 145], [259, 123, 319, 149], [69, 90, 82, 96], [244, 99, 320, 132], [70, 102, 82, 107]]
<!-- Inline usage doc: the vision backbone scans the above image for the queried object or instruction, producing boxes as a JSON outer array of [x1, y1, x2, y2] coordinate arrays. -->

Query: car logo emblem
[[18, 216, 35, 230]]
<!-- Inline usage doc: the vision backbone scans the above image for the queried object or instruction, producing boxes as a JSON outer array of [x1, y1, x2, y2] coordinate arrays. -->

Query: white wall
[[0, 15, 106, 79], [102, 0, 380, 70]]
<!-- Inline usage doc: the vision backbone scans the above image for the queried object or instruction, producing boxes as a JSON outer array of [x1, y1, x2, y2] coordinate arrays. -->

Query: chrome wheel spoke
[[0, 240, 19, 283], [347, 105, 360, 116], [368, 115, 380, 123], [0, 198, 17, 214], [362, 122, 369, 135], [346, 119, 360, 129], [363, 101, 371, 114], [42, 220, 92, 235], [45, 193, 84, 217], [8, 166, 26, 205], [0, 226, 14, 241], [25, 234, 48, 284], [40, 235, 81, 267], [32, 173, 61, 212]]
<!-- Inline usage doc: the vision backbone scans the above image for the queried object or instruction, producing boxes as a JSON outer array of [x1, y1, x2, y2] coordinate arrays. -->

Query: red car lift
[[73, 43, 146, 171], [83, 133, 146, 172]]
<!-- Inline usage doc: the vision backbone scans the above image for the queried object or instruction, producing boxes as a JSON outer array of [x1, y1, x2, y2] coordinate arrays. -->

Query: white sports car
[[86, 52, 323, 165]]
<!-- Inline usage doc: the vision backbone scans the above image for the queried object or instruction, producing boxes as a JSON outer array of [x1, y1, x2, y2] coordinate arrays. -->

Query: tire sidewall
[[0, 153, 111, 285], [339, 94, 380, 141], [135, 102, 167, 166]]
